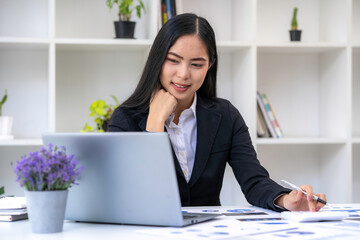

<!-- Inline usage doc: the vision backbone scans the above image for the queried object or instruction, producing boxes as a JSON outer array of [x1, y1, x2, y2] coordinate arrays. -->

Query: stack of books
[[161, 0, 177, 25], [257, 91, 283, 138], [0, 197, 28, 221]]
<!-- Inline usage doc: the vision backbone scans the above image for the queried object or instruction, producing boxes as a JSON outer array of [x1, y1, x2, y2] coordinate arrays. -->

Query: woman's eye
[[167, 58, 179, 63], [192, 63, 204, 68]]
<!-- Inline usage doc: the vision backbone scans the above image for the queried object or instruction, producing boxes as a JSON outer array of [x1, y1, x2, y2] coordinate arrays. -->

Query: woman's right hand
[[146, 89, 177, 132]]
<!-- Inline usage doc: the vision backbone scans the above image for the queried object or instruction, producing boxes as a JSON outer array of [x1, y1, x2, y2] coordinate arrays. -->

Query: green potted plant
[[106, 0, 146, 39], [0, 89, 13, 140], [82, 95, 119, 132], [14, 144, 83, 233], [289, 7, 302, 41], [0, 186, 4, 196]]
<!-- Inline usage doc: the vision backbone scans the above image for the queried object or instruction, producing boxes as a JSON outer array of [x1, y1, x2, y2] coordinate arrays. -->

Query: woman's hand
[[146, 89, 177, 132], [275, 185, 327, 212]]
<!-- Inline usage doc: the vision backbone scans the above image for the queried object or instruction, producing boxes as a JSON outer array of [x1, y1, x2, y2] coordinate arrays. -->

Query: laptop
[[42, 132, 219, 227]]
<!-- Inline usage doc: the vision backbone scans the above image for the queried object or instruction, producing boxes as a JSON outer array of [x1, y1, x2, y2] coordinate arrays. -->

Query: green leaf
[[106, 0, 114, 9], [0, 186, 4, 195], [110, 95, 120, 106], [0, 90, 7, 105], [81, 123, 93, 132]]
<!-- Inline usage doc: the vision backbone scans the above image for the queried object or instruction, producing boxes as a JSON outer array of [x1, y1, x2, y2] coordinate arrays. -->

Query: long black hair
[[121, 13, 218, 112]]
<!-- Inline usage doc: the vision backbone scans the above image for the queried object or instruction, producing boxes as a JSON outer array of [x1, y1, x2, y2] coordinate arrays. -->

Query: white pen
[[281, 180, 331, 207]]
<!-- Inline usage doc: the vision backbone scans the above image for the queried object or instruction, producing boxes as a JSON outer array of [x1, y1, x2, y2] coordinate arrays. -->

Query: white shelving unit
[[0, 0, 359, 205]]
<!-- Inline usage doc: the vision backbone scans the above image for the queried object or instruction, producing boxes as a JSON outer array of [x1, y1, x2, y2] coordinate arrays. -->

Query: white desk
[[1, 205, 360, 240]]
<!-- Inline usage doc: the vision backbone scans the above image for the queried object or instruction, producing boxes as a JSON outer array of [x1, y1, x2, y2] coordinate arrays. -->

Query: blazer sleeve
[[108, 107, 142, 132], [226, 102, 291, 211]]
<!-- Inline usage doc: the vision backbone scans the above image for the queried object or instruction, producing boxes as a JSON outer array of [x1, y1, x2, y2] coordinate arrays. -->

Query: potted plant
[[0, 186, 4, 196], [82, 95, 119, 132], [289, 7, 301, 41], [14, 144, 83, 233], [0, 89, 13, 140], [106, 0, 146, 39]]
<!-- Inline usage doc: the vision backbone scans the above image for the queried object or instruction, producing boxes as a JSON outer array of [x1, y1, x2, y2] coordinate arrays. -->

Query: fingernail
[[316, 206, 320, 211]]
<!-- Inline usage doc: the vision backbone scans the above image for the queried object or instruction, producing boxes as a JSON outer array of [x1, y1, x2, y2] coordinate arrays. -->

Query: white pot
[[25, 190, 68, 233], [0, 116, 13, 136]]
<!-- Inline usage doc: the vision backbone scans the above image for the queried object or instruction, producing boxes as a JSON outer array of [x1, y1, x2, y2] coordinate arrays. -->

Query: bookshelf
[[0, 0, 359, 205]]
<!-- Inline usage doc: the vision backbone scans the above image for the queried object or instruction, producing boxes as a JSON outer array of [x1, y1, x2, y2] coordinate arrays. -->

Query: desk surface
[[1, 205, 360, 240]]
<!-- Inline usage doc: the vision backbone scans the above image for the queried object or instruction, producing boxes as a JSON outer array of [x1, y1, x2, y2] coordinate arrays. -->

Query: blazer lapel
[[138, 113, 185, 179], [189, 96, 221, 187]]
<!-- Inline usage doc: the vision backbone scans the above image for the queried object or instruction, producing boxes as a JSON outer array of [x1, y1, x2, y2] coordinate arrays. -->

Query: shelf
[[256, 137, 347, 145], [217, 41, 251, 53], [257, 42, 346, 53], [0, 139, 43, 146], [257, 0, 347, 43], [0, 37, 49, 50], [55, 38, 153, 51], [0, 0, 358, 205], [55, 0, 155, 40]]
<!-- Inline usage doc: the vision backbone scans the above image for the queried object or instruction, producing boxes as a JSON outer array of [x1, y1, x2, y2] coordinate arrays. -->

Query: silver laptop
[[42, 132, 219, 227]]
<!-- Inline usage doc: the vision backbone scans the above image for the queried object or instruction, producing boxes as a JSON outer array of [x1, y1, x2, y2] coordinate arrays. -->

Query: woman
[[109, 13, 326, 212]]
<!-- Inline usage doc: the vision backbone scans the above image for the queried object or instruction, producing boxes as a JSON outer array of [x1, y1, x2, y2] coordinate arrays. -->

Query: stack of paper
[[0, 197, 28, 221]]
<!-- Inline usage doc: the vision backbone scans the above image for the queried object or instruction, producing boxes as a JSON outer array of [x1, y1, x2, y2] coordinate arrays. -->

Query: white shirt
[[165, 94, 197, 182]]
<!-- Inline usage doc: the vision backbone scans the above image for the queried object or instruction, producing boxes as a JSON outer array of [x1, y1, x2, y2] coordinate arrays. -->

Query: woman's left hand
[[275, 185, 327, 212]]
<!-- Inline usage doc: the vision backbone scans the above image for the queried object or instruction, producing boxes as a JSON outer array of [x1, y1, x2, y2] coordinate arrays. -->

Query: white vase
[[25, 190, 68, 233], [0, 116, 13, 139]]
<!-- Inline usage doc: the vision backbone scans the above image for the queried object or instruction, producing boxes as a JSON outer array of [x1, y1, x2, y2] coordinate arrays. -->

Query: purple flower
[[14, 144, 84, 191]]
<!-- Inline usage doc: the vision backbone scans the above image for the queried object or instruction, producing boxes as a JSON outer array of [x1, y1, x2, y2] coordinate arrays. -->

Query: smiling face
[[160, 34, 210, 110]]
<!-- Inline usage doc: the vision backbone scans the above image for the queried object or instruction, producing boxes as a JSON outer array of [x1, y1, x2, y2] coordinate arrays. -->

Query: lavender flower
[[14, 144, 84, 191]]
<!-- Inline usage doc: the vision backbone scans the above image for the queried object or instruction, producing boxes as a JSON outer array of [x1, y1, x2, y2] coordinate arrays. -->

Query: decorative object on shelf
[[82, 95, 119, 132], [289, 7, 302, 41], [106, 0, 146, 39], [257, 91, 283, 138], [161, 0, 177, 25], [14, 144, 83, 233], [0, 89, 13, 140], [0, 186, 4, 196]]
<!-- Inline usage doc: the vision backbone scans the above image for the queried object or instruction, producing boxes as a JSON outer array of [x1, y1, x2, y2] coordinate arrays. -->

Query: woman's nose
[[176, 64, 190, 80]]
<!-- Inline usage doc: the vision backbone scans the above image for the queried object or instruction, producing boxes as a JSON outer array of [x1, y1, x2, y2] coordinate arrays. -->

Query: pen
[[280, 180, 331, 206]]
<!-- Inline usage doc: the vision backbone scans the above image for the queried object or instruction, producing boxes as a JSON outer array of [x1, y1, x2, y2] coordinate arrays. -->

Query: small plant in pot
[[0, 89, 14, 140], [289, 7, 301, 41], [106, 0, 146, 39], [14, 144, 83, 233]]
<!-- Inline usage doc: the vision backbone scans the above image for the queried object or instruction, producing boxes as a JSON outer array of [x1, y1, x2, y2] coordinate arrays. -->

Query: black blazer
[[108, 94, 291, 211]]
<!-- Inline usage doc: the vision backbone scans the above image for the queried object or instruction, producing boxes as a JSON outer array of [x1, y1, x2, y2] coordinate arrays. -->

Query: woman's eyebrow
[[168, 52, 207, 61]]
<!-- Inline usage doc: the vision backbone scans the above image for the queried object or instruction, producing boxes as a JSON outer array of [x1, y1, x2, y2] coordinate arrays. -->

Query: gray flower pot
[[25, 190, 68, 233]]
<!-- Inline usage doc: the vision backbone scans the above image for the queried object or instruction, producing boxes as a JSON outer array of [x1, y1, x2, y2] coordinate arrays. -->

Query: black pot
[[114, 21, 136, 39], [289, 30, 302, 41]]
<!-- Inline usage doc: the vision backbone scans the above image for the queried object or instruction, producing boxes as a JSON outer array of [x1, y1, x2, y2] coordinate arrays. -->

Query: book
[[0, 208, 27, 215], [0, 213, 28, 222], [0, 197, 26, 210], [161, 0, 177, 25], [161, 1, 167, 25], [261, 94, 283, 138], [256, 92, 276, 138], [257, 104, 270, 138]]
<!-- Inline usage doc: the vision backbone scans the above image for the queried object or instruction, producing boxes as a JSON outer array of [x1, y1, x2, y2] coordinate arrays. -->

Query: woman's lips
[[171, 82, 190, 92]]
